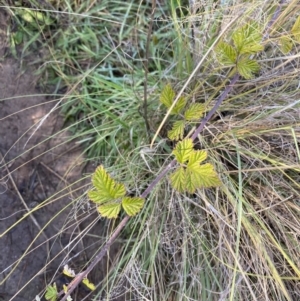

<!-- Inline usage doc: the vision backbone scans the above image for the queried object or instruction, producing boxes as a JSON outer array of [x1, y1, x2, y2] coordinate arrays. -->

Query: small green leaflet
[[184, 103, 205, 121], [45, 283, 58, 301], [98, 202, 122, 219], [160, 84, 186, 115], [88, 166, 144, 219], [122, 197, 144, 216], [232, 23, 263, 54], [185, 163, 221, 193], [216, 41, 237, 65], [88, 166, 126, 204], [170, 167, 186, 192], [170, 139, 221, 193], [187, 150, 207, 168], [168, 120, 185, 141], [236, 57, 260, 79], [291, 15, 300, 42], [172, 139, 194, 164], [160, 83, 175, 108]]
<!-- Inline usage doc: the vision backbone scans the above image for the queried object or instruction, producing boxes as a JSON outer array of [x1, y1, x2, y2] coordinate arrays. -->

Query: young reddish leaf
[[97, 202, 122, 219], [122, 197, 144, 216]]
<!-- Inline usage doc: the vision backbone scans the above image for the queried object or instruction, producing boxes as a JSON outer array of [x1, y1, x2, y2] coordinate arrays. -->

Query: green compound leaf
[[172, 138, 194, 164], [291, 15, 300, 42], [88, 165, 126, 204], [216, 41, 237, 65], [236, 57, 260, 79], [97, 202, 122, 219], [170, 144, 220, 193], [45, 283, 58, 301], [232, 23, 263, 54], [184, 103, 205, 121], [170, 166, 186, 192], [160, 83, 175, 109], [168, 120, 185, 141], [122, 197, 144, 216], [279, 36, 293, 54]]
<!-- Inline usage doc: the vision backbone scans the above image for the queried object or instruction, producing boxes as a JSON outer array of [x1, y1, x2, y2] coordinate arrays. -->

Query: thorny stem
[[58, 2, 284, 300], [59, 71, 239, 301], [59, 216, 130, 301]]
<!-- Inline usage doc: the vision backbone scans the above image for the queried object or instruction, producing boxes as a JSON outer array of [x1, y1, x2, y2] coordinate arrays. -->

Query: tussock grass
[[1, 0, 300, 300]]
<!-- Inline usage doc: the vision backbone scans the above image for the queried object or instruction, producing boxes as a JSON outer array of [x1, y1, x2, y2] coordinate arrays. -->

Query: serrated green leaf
[[82, 278, 96, 291], [172, 138, 194, 164], [187, 150, 208, 169], [89, 166, 126, 204], [236, 57, 260, 79], [291, 16, 300, 42], [168, 120, 185, 141], [184, 103, 205, 121], [45, 283, 57, 301], [232, 23, 263, 54], [185, 169, 198, 193], [186, 163, 221, 193], [98, 202, 121, 219], [279, 36, 293, 54], [170, 166, 186, 192], [159, 84, 186, 115], [216, 41, 237, 65], [160, 84, 175, 108], [171, 96, 187, 115], [122, 197, 144, 216]]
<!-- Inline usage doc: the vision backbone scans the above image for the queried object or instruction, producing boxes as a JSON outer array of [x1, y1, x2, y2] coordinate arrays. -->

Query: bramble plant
[[170, 138, 221, 193], [160, 84, 206, 141], [216, 22, 264, 79], [11, 2, 300, 301], [44, 266, 95, 301], [88, 166, 144, 219]]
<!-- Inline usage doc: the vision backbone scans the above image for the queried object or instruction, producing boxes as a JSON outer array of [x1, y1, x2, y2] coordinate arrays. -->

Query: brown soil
[[0, 8, 122, 301]]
